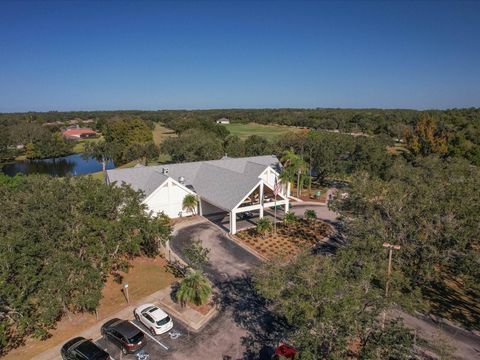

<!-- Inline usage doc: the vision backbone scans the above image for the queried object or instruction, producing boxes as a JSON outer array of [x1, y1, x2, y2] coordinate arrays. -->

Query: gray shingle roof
[[107, 166, 169, 198], [106, 155, 281, 211]]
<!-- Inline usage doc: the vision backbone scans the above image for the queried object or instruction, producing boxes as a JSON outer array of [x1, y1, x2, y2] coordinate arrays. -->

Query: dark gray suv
[[101, 318, 146, 355]]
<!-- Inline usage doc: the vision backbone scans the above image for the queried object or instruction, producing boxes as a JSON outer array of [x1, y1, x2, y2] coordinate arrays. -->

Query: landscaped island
[[236, 214, 333, 259]]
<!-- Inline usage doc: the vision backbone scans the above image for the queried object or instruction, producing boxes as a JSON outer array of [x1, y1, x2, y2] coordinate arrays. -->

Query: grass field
[[224, 122, 305, 141], [72, 136, 104, 153]]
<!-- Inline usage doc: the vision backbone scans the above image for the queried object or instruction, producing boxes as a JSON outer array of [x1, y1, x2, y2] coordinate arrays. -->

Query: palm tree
[[281, 148, 308, 198], [256, 218, 273, 239], [182, 194, 198, 215], [175, 271, 212, 307]]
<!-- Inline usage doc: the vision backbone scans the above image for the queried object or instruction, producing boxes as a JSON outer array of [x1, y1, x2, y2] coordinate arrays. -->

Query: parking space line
[[128, 321, 169, 351]]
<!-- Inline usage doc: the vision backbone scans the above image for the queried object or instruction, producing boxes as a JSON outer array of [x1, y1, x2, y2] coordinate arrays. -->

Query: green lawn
[[224, 122, 305, 141], [72, 136, 104, 153]]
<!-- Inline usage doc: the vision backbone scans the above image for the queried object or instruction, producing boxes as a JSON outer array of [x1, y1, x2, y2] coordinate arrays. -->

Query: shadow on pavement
[[215, 275, 291, 360]]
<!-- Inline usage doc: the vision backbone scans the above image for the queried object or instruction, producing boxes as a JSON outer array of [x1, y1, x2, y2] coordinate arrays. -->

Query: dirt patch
[[4, 256, 176, 360], [235, 219, 333, 260]]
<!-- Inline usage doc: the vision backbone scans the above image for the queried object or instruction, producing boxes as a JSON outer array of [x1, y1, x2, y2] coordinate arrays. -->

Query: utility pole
[[382, 242, 401, 298]]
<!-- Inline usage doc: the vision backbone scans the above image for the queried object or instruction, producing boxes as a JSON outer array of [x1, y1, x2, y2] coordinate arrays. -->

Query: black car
[[101, 318, 146, 355], [61, 337, 110, 360]]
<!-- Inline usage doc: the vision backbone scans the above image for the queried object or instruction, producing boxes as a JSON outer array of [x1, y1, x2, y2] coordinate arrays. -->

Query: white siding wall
[[144, 180, 195, 218], [261, 168, 284, 194], [260, 168, 274, 187]]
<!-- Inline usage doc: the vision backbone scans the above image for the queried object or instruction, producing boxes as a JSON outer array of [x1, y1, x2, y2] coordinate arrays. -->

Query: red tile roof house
[[62, 128, 97, 140]]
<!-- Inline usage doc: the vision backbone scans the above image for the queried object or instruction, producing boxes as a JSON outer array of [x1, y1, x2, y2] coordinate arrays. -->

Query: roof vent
[[178, 176, 185, 184], [162, 167, 169, 174]]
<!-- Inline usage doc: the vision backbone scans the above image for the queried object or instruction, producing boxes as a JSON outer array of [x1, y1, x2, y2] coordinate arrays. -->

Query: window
[[110, 329, 121, 339], [156, 316, 171, 326], [128, 331, 143, 344]]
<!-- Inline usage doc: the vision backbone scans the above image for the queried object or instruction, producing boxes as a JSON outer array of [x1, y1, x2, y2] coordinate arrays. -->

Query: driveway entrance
[[167, 219, 275, 359]]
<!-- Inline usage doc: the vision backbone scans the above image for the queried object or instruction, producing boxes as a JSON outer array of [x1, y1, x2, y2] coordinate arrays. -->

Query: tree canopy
[[0, 174, 171, 353], [331, 156, 480, 300], [254, 253, 415, 359], [161, 129, 224, 162]]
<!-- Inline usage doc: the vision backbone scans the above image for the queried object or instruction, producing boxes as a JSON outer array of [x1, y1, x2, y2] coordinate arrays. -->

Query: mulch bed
[[188, 300, 214, 315], [235, 219, 334, 260]]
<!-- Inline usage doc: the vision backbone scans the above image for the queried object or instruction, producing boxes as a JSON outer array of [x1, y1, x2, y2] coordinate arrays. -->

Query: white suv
[[134, 304, 174, 335]]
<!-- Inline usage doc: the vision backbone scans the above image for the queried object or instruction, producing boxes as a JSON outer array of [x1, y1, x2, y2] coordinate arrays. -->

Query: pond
[[1, 153, 115, 177]]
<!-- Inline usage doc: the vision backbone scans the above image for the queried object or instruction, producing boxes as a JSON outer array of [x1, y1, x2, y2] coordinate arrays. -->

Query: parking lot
[[95, 314, 194, 359]]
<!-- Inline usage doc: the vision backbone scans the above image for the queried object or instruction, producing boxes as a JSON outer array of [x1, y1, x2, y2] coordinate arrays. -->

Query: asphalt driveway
[[167, 219, 280, 360], [172, 220, 261, 282]]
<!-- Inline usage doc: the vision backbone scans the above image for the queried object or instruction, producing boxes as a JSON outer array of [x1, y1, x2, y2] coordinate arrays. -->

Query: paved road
[[289, 202, 338, 223], [392, 310, 480, 360]]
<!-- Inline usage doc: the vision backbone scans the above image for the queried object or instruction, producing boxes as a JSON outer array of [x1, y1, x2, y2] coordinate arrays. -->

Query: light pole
[[381, 242, 400, 329], [382, 242, 401, 298], [123, 283, 130, 304]]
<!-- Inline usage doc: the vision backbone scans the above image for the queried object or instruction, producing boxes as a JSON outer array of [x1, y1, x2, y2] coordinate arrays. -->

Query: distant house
[[106, 155, 290, 234], [62, 128, 97, 140], [216, 118, 230, 124]]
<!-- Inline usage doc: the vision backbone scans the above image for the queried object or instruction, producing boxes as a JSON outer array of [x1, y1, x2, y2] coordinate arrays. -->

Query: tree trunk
[[297, 170, 301, 198], [102, 156, 108, 184]]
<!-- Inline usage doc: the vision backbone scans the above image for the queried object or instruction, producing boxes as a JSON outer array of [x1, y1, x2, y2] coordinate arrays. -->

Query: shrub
[[283, 211, 298, 227], [256, 218, 273, 238], [304, 209, 317, 222]]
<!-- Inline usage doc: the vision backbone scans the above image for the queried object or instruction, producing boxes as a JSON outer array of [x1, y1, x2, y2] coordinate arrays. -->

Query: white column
[[284, 198, 290, 213], [198, 198, 203, 216], [259, 182, 264, 218], [230, 211, 237, 234]]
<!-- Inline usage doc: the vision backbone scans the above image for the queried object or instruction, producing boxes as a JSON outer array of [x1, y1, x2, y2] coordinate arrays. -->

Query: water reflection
[[1, 153, 115, 177]]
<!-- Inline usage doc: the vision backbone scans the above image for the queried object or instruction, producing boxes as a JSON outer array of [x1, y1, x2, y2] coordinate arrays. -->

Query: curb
[[291, 201, 329, 206]]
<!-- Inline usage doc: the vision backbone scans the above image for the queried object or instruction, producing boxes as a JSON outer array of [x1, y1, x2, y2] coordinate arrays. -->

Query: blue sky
[[0, 1, 479, 111]]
